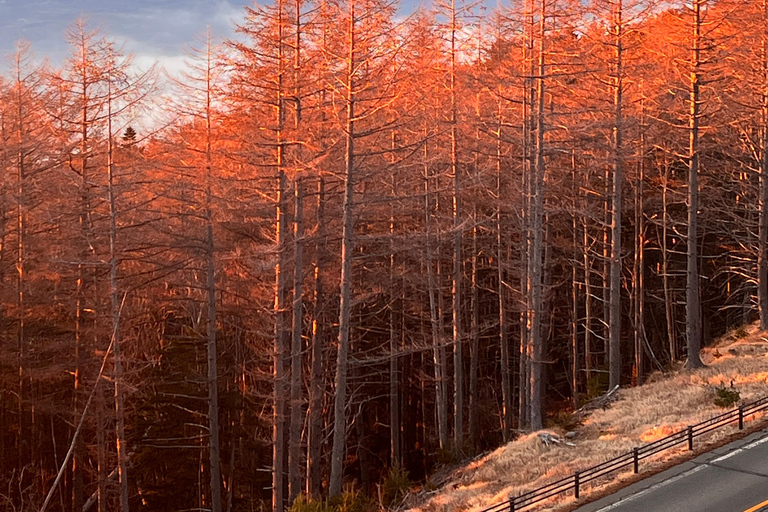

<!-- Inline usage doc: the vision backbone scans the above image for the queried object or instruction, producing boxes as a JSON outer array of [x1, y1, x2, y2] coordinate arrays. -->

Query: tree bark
[[425, 147, 449, 450], [633, 90, 646, 385], [449, 0, 464, 455], [608, 0, 624, 390], [289, 179, 305, 503], [760, 0, 768, 331], [686, 0, 704, 369], [389, 169, 401, 467], [329, 0, 356, 494], [468, 219, 479, 453], [106, 69, 131, 512], [306, 177, 325, 499], [496, 103, 512, 440], [273, 2, 290, 507], [528, 0, 546, 431]]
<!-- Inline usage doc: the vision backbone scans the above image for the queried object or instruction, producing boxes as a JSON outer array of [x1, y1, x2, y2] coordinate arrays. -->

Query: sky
[[0, 0, 247, 74]]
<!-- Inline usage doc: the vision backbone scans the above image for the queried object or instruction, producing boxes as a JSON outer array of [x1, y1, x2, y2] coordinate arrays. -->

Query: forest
[[1, 0, 767, 510]]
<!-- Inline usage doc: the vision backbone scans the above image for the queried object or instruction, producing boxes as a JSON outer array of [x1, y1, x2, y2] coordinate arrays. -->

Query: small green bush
[[434, 446, 457, 467], [586, 371, 609, 399], [547, 410, 582, 432], [288, 495, 333, 512], [381, 466, 412, 507], [713, 382, 740, 408], [734, 326, 748, 339], [289, 490, 374, 512], [328, 489, 375, 512]]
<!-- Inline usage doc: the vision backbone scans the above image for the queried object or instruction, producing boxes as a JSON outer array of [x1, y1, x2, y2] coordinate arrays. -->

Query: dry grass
[[404, 323, 768, 512]]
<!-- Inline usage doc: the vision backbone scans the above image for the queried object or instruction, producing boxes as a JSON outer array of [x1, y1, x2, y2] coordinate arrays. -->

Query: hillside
[[405, 324, 768, 512]]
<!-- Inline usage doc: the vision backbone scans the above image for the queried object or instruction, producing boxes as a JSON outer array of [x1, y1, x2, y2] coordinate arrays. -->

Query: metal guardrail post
[[739, 405, 744, 430], [574, 471, 580, 499], [633, 447, 639, 474], [509, 496, 515, 512], [687, 426, 693, 451]]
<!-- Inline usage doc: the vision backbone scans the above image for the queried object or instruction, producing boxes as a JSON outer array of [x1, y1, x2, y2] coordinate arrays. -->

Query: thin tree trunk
[[289, 0, 306, 499], [686, 0, 704, 369], [468, 219, 479, 453], [198, 43, 222, 512], [306, 178, 325, 499], [528, 0, 546, 431], [759, 0, 768, 331], [389, 170, 401, 467], [571, 156, 579, 408], [608, 0, 623, 389], [14, 58, 29, 485], [425, 151, 448, 450], [634, 90, 646, 385], [449, 0, 464, 455], [289, 179, 305, 503], [329, 0, 356, 494], [496, 103, 512, 440], [273, 2, 290, 507], [72, 39, 90, 510], [662, 167, 676, 362], [97, 387, 106, 512], [106, 68, 131, 512]]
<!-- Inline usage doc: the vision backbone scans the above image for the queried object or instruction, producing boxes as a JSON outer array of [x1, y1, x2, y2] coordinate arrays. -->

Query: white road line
[[591, 433, 768, 512]]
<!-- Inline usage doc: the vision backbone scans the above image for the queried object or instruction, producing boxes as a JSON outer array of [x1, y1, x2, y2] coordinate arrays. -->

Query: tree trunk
[[329, 0, 356, 494], [519, 0, 535, 431], [633, 91, 646, 385], [273, 2, 290, 507], [496, 107, 512, 440], [106, 70, 131, 512], [425, 151, 449, 450], [662, 167, 676, 363], [760, 0, 768, 331], [468, 219, 479, 453], [289, 180, 305, 503], [583, 210, 593, 387], [686, 0, 704, 369], [97, 387, 107, 512], [199, 41, 225, 512], [528, 0, 546, 431], [449, 0, 464, 456], [389, 171, 401, 468], [306, 178, 325, 499], [571, 155, 579, 408], [608, 0, 623, 389]]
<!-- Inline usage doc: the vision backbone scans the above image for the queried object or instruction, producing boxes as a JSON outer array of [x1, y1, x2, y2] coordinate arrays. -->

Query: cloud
[[0, 0, 247, 71]]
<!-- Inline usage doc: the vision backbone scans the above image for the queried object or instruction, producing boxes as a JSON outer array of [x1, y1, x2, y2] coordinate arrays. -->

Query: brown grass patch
[[404, 322, 768, 512]]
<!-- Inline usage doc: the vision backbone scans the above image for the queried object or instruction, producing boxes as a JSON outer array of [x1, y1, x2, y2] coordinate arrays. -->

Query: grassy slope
[[405, 323, 768, 512]]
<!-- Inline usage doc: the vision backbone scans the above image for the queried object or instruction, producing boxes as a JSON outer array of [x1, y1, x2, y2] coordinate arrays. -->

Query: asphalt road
[[574, 428, 768, 512]]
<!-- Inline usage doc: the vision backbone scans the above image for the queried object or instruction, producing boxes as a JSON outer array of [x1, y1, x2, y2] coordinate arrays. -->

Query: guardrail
[[480, 394, 768, 512]]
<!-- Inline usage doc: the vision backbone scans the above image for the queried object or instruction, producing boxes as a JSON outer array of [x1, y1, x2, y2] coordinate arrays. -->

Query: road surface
[[574, 428, 768, 512]]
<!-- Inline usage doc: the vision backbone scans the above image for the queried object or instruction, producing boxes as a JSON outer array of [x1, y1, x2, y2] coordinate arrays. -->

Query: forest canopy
[[1, 0, 766, 510]]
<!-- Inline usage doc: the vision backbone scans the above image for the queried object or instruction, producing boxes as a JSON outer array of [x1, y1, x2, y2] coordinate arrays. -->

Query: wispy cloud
[[0, 0, 247, 70]]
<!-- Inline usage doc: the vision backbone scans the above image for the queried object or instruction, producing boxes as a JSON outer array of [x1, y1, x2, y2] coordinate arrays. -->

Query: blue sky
[[0, 0, 245, 72]]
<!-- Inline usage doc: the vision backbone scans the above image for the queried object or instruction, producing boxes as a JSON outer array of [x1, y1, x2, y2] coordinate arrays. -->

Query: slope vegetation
[[406, 324, 768, 512]]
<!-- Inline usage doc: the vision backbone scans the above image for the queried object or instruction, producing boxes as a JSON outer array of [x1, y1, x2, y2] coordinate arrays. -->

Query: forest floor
[[402, 322, 768, 512]]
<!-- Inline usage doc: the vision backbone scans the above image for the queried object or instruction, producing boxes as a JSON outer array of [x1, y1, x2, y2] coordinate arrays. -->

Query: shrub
[[381, 466, 412, 507], [734, 326, 748, 339], [713, 382, 740, 408], [328, 489, 375, 512], [547, 410, 582, 432], [586, 371, 609, 399], [290, 490, 374, 512], [288, 496, 333, 512], [434, 446, 457, 467]]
